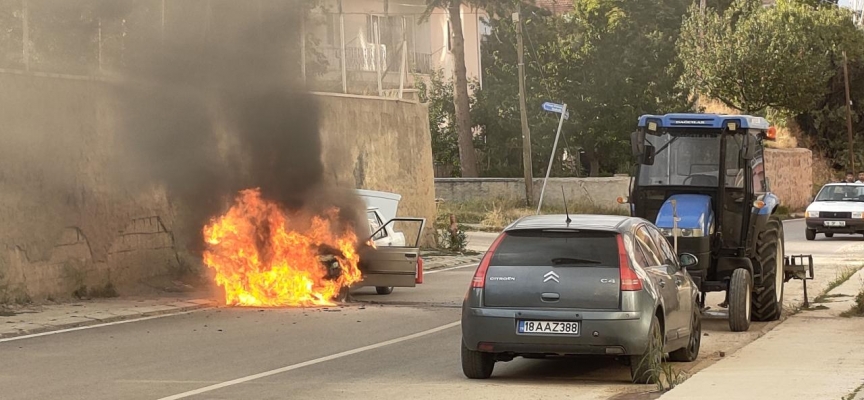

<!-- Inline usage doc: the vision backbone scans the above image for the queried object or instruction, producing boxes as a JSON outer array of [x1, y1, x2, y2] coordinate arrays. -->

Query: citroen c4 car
[[460, 215, 702, 383], [805, 183, 864, 240]]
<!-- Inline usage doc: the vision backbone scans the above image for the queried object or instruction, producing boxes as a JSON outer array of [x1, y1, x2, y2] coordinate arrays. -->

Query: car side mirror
[[679, 253, 698, 268], [640, 144, 656, 166]]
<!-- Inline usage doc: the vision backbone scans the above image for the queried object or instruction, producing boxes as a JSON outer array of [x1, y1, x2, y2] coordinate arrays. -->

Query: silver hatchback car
[[461, 214, 702, 383]]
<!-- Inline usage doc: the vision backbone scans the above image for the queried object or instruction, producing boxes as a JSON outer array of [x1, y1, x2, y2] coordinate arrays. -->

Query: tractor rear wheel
[[752, 218, 784, 322], [728, 268, 752, 332]]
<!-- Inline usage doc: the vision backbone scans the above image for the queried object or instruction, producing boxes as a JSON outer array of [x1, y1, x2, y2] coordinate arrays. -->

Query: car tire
[[805, 229, 816, 241], [752, 218, 784, 322], [728, 268, 752, 332], [825, 233, 834, 238], [668, 306, 701, 362], [461, 340, 494, 379], [375, 286, 394, 295], [630, 315, 662, 384]]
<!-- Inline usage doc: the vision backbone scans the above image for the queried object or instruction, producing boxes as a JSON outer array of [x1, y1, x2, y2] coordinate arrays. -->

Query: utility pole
[[844, 51, 856, 174], [515, 7, 534, 207]]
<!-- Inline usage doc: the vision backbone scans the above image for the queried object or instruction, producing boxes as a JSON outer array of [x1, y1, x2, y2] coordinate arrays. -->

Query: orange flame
[[203, 188, 363, 307]]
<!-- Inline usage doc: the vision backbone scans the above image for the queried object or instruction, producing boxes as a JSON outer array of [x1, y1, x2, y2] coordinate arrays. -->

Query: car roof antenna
[[562, 186, 572, 225]]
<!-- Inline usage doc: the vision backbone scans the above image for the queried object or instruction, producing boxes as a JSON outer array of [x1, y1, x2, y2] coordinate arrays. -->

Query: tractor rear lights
[[616, 235, 643, 291]]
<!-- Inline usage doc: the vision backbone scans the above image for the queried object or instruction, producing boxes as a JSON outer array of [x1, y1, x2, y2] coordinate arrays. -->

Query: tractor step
[[784, 254, 815, 307]]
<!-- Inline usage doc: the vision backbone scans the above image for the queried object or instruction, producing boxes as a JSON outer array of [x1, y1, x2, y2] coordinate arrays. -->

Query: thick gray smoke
[[109, 2, 366, 254]]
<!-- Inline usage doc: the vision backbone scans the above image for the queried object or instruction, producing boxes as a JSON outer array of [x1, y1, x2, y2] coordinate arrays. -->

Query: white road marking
[[156, 320, 461, 400], [425, 263, 478, 274], [0, 311, 198, 343]]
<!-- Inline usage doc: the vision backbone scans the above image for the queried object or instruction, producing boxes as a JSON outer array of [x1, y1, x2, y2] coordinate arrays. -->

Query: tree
[[678, 0, 847, 114], [473, 0, 692, 176], [422, 1, 479, 177]]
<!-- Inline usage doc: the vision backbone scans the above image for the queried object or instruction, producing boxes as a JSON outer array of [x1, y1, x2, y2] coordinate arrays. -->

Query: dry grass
[[438, 198, 628, 230], [698, 99, 798, 148]]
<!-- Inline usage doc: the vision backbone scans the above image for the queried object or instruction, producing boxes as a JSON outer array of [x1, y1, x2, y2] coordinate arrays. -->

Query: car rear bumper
[[806, 218, 864, 233], [461, 307, 651, 356]]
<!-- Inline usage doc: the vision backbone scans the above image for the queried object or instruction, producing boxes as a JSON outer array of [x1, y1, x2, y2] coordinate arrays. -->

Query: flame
[[203, 188, 363, 307]]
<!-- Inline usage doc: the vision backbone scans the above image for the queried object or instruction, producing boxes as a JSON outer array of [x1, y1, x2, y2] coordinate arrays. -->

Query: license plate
[[517, 320, 579, 335], [824, 221, 846, 227]]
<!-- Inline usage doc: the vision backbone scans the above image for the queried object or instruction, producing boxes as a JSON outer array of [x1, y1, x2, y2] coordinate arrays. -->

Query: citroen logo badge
[[543, 271, 560, 283]]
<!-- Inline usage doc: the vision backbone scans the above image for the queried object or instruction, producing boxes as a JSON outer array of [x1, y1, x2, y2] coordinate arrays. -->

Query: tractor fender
[[748, 192, 782, 256]]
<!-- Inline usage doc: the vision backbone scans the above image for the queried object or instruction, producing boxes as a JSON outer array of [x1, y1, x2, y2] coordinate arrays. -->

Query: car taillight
[[617, 234, 643, 291], [471, 233, 507, 288]]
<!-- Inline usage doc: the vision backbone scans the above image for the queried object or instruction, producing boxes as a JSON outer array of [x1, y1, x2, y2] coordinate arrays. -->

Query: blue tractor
[[627, 114, 796, 332]]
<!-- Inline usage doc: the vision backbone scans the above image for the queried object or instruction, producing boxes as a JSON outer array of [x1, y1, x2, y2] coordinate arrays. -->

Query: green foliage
[[678, 0, 855, 114], [417, 71, 461, 175], [473, 0, 692, 177]]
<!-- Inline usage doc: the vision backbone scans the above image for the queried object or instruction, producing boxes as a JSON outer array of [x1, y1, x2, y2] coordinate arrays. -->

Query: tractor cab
[[629, 114, 776, 259], [626, 113, 801, 332]]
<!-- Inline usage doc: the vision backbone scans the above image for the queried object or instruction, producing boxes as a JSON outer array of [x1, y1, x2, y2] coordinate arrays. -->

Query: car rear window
[[489, 230, 619, 267]]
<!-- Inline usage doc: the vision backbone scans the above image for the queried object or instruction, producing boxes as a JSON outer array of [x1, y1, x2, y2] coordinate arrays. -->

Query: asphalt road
[[0, 220, 858, 400]]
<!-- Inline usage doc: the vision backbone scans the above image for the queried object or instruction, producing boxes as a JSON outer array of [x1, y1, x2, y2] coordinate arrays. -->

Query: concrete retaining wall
[[435, 177, 631, 212], [435, 148, 814, 213], [765, 148, 813, 211], [0, 74, 434, 302]]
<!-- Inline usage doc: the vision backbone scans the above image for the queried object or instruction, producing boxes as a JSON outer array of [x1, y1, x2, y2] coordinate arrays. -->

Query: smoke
[[109, 2, 367, 253]]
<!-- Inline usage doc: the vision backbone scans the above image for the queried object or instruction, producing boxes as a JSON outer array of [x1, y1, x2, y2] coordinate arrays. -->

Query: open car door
[[357, 217, 425, 288]]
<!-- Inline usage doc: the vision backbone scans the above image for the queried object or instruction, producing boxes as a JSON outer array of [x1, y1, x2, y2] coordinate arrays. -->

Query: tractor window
[[638, 131, 745, 188]]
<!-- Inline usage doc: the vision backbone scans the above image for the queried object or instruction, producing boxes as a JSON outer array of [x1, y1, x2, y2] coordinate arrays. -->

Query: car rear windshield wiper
[[551, 257, 601, 265]]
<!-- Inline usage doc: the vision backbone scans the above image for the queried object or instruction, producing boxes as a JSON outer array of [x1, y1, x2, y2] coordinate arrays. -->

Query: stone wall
[[315, 93, 437, 244], [765, 148, 813, 211], [0, 75, 435, 302], [435, 177, 631, 212], [435, 148, 813, 213]]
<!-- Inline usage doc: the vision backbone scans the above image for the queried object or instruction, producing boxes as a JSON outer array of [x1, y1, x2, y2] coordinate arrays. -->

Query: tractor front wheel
[[728, 268, 752, 332], [752, 218, 784, 321]]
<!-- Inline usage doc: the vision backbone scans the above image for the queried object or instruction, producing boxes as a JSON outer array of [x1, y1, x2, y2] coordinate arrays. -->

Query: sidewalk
[[660, 268, 864, 400], [0, 252, 480, 340]]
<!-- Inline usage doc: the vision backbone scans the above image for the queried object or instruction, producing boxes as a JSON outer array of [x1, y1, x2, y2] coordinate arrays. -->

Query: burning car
[[203, 188, 425, 307]]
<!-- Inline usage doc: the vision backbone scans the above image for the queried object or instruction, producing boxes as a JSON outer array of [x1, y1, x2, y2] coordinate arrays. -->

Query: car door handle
[[541, 292, 560, 302], [404, 254, 417, 259]]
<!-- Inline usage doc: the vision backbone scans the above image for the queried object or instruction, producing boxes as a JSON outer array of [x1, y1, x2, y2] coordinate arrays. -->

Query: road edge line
[[0, 302, 214, 342]]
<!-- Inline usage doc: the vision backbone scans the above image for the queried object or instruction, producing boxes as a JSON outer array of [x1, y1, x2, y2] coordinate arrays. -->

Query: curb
[[0, 301, 216, 340], [423, 256, 483, 272]]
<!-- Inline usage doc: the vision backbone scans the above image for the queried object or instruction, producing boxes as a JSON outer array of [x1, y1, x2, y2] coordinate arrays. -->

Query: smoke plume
[[109, 2, 366, 254]]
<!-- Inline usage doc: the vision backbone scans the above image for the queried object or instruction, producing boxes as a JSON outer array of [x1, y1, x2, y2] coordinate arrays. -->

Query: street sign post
[[537, 102, 568, 214]]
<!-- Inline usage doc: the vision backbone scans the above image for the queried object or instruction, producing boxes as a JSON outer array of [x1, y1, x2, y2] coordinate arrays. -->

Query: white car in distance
[[805, 183, 864, 240]]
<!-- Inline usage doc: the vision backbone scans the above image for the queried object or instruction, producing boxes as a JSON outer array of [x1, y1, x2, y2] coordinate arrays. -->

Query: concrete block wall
[[0, 75, 436, 302], [435, 149, 813, 213], [434, 177, 631, 212]]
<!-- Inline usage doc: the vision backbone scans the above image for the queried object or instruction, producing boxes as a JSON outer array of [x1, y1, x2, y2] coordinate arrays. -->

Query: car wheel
[[728, 268, 752, 332], [668, 306, 701, 362], [375, 286, 394, 295], [805, 229, 816, 241], [825, 233, 834, 238], [630, 315, 662, 384], [461, 340, 494, 379]]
